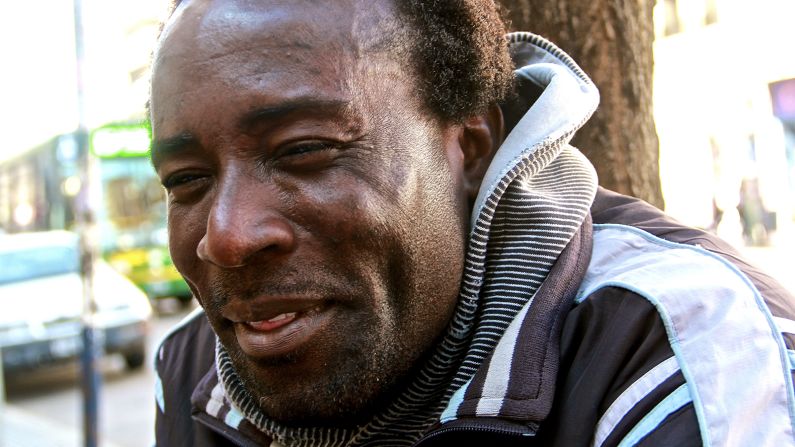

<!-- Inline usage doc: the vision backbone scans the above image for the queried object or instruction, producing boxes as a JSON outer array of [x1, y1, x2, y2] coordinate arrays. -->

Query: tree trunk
[[498, 0, 664, 208]]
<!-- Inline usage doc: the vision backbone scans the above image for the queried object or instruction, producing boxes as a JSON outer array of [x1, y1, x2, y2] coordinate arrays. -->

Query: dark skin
[[150, 0, 504, 426]]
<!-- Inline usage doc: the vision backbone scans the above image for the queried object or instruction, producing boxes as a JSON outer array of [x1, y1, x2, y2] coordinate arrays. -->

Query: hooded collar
[[433, 29, 599, 428]]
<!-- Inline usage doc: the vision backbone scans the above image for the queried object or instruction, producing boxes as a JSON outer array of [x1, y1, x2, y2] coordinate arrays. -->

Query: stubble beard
[[224, 304, 416, 427]]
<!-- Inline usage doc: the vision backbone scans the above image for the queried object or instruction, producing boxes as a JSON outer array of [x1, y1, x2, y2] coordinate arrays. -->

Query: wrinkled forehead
[[154, 0, 402, 76], [150, 0, 408, 127]]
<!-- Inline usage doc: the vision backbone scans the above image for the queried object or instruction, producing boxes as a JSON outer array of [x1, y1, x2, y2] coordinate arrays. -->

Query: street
[[3, 303, 194, 447]]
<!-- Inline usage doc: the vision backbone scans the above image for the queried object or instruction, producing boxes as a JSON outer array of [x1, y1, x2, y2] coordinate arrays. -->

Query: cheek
[[289, 176, 395, 273], [392, 156, 467, 338], [167, 203, 208, 284]]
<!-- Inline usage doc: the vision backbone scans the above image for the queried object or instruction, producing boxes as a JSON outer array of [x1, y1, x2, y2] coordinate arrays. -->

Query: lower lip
[[233, 306, 331, 359]]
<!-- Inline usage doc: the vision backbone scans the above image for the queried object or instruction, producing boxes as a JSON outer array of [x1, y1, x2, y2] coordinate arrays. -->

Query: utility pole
[[72, 0, 101, 446], [1, 343, 5, 419]]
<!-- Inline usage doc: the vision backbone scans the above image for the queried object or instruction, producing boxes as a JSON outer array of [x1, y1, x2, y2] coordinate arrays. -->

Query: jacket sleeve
[[154, 309, 230, 447], [536, 287, 701, 446]]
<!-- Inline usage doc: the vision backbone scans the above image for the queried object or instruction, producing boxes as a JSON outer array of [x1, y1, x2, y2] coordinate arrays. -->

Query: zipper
[[412, 421, 540, 446]]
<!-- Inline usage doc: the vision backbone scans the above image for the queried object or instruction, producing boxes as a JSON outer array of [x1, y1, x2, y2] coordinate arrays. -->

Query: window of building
[[704, 0, 719, 25], [664, 0, 682, 35]]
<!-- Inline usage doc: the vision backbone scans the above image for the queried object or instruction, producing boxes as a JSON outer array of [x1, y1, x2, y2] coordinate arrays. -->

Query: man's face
[[150, 0, 470, 424]]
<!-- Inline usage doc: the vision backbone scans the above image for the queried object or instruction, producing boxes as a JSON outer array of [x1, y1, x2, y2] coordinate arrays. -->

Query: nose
[[196, 178, 296, 268]]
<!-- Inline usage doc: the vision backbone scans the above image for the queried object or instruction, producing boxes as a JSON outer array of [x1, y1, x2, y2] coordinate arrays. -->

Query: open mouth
[[246, 311, 300, 331], [232, 303, 332, 359]]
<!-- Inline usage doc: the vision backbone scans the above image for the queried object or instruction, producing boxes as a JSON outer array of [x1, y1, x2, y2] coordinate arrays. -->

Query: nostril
[[196, 234, 246, 268]]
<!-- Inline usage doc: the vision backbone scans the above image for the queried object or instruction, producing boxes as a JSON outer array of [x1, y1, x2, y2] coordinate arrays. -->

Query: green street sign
[[90, 124, 150, 158]]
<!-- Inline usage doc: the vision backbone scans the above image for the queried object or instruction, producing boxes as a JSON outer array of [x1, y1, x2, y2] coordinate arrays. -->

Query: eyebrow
[[238, 98, 352, 131], [150, 131, 197, 169], [150, 97, 352, 168]]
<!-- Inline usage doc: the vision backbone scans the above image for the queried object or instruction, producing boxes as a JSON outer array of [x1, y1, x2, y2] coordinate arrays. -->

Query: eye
[[161, 171, 211, 204], [280, 141, 336, 157], [161, 172, 207, 190], [274, 140, 340, 171]]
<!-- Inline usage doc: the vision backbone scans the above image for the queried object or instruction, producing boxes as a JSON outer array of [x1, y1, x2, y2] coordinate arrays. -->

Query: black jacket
[[155, 33, 795, 446], [155, 189, 795, 446]]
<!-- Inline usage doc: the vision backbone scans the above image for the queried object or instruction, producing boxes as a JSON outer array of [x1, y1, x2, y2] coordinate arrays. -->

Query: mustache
[[201, 266, 360, 309]]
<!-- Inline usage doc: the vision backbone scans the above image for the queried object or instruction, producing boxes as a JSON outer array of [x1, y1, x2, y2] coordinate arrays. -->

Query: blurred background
[[0, 0, 793, 446]]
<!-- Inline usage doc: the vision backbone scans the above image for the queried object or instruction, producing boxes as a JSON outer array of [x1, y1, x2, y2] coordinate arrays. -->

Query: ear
[[459, 104, 505, 206]]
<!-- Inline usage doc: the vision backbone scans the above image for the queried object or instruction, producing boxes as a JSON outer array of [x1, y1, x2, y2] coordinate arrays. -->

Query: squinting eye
[[281, 141, 335, 157], [162, 173, 205, 190]]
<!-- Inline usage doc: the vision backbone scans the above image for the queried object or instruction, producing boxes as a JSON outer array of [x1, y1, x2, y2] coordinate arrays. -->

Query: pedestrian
[[149, 1, 795, 445]]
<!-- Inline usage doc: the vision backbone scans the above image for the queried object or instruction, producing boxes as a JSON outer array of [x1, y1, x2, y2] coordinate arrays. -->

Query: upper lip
[[221, 296, 328, 323]]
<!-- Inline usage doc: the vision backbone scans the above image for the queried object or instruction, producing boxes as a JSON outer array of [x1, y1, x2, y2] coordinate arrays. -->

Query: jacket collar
[[191, 362, 275, 447], [471, 32, 599, 228], [430, 216, 592, 440]]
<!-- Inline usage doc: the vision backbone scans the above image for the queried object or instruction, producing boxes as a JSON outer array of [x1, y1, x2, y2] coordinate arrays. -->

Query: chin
[[237, 361, 389, 426], [224, 332, 414, 427]]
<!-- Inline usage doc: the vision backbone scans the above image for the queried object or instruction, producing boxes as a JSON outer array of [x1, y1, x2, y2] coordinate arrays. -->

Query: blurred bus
[[90, 123, 192, 306]]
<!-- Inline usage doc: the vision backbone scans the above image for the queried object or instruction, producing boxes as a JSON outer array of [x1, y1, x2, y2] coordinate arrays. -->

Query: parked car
[[0, 230, 152, 374]]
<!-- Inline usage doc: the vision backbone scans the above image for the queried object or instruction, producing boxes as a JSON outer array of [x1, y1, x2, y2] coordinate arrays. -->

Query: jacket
[[155, 33, 795, 446]]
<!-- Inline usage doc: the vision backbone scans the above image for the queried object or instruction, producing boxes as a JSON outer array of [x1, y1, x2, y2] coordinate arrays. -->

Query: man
[[150, 0, 795, 446]]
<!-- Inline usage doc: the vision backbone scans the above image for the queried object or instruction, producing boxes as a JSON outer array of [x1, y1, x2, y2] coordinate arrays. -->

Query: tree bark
[[498, 0, 664, 208]]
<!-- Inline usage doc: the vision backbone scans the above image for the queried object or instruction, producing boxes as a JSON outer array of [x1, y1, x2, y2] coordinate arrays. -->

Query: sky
[[0, 2, 80, 162], [0, 0, 166, 163]]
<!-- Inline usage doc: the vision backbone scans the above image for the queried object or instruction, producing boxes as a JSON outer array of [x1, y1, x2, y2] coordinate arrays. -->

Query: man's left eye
[[281, 141, 336, 157], [272, 141, 341, 172]]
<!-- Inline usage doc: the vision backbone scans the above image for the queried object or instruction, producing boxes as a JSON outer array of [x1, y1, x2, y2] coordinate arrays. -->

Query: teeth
[[244, 312, 299, 331], [266, 312, 296, 323], [248, 312, 297, 325]]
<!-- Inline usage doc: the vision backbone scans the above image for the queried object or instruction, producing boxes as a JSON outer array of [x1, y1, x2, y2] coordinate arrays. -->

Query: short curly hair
[[394, 0, 515, 122], [165, 0, 515, 123]]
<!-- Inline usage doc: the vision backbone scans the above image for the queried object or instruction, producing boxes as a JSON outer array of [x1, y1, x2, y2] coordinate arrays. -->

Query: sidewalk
[[0, 405, 123, 447], [715, 212, 795, 294], [736, 225, 795, 295]]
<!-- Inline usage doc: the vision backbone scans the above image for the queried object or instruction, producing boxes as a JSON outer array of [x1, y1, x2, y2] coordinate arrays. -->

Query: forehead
[[158, 0, 385, 67], [150, 0, 405, 126]]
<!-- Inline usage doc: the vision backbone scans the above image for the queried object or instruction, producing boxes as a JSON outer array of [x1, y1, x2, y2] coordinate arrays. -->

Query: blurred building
[[653, 0, 795, 245], [0, 135, 78, 233], [0, 1, 190, 302], [0, 0, 167, 233]]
